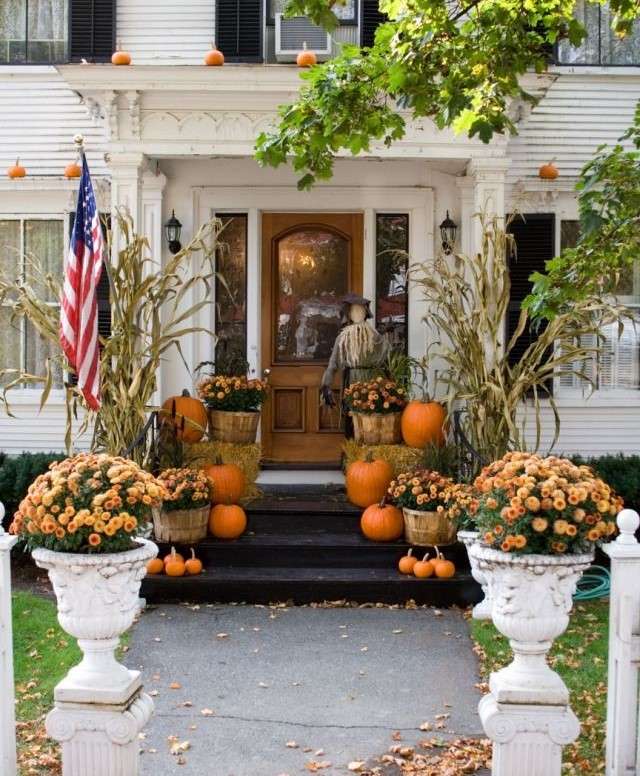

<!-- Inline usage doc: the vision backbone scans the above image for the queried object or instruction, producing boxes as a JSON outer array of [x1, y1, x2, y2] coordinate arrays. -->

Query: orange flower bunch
[[197, 374, 268, 412], [343, 376, 407, 415], [157, 468, 213, 512], [474, 451, 622, 555], [388, 469, 468, 515], [9, 453, 164, 553]]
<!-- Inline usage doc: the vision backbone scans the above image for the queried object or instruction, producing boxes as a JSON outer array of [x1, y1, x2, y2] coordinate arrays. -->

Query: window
[[268, 0, 357, 25], [214, 214, 247, 374], [69, 0, 115, 62], [557, 1, 640, 65], [361, 0, 386, 47], [0, 218, 64, 388], [375, 214, 409, 353], [215, 0, 262, 62], [0, 0, 67, 63]]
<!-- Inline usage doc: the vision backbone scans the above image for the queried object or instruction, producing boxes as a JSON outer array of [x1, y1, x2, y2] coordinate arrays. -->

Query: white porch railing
[[0, 502, 17, 776], [604, 508, 640, 776]]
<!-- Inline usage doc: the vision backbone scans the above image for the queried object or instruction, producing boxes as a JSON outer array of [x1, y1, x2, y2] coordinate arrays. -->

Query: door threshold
[[261, 461, 342, 471], [257, 470, 345, 487]]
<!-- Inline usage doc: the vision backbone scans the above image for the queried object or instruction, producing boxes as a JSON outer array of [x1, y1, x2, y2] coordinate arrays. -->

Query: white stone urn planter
[[469, 542, 593, 705], [33, 538, 157, 704], [457, 529, 491, 620]]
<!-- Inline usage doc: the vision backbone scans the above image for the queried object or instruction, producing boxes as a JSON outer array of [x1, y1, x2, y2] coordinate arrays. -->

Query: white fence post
[[603, 509, 640, 776], [0, 502, 18, 776]]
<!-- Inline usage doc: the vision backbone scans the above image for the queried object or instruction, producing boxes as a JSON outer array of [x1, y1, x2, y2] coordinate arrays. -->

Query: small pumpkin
[[7, 158, 26, 179], [185, 547, 203, 575], [165, 547, 186, 577], [360, 499, 404, 542], [538, 161, 559, 180], [209, 503, 247, 540], [398, 548, 418, 575], [203, 457, 246, 504], [163, 547, 184, 566], [204, 43, 225, 66], [401, 400, 446, 448], [146, 557, 164, 575], [413, 553, 435, 579], [433, 547, 456, 579], [346, 452, 392, 508], [111, 47, 132, 66], [64, 162, 82, 179], [296, 41, 317, 68], [160, 389, 208, 444]]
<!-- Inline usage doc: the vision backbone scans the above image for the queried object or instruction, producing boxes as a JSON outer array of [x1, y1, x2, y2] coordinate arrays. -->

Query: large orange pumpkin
[[160, 390, 208, 443], [209, 503, 247, 539], [346, 453, 392, 508], [203, 457, 246, 504], [360, 500, 404, 542], [401, 400, 446, 448]]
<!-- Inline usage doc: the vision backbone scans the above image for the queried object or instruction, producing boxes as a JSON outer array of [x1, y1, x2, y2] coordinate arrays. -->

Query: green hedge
[[0, 452, 66, 528], [572, 453, 640, 510]]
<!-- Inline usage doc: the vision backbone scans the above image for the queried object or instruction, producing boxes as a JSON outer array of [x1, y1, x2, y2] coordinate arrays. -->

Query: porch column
[[0, 506, 17, 776], [457, 157, 510, 256], [107, 152, 146, 259]]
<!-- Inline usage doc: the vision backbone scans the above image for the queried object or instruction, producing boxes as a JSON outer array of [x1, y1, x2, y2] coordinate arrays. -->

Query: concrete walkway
[[127, 603, 484, 775]]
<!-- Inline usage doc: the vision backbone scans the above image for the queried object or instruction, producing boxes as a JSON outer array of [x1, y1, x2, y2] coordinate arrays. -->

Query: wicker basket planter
[[352, 412, 402, 445], [402, 507, 458, 547], [152, 505, 209, 544], [208, 409, 260, 444]]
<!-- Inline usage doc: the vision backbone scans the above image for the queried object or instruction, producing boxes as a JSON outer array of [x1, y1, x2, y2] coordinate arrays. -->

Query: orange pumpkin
[[203, 457, 246, 504], [209, 503, 247, 539], [160, 390, 208, 444], [185, 547, 203, 575], [538, 161, 559, 180], [401, 400, 446, 448], [204, 44, 225, 66], [360, 500, 404, 542], [146, 557, 164, 575], [296, 42, 317, 67], [64, 162, 82, 179], [398, 548, 418, 575], [163, 547, 184, 566], [413, 553, 435, 579], [7, 158, 26, 179], [433, 548, 456, 579], [346, 453, 392, 508], [111, 49, 132, 66], [165, 547, 186, 577]]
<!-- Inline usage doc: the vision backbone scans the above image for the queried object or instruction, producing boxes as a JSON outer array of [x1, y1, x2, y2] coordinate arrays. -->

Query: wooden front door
[[261, 213, 363, 464]]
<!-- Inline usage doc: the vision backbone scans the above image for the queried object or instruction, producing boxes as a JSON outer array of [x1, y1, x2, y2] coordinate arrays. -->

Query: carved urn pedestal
[[456, 530, 491, 620], [33, 539, 157, 776], [469, 543, 593, 776]]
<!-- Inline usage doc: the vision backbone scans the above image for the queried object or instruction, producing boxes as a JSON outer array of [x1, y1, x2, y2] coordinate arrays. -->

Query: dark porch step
[[245, 497, 362, 533], [141, 565, 481, 607]]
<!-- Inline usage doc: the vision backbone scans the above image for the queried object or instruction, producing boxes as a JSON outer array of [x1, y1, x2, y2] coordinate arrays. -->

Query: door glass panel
[[275, 228, 349, 362]]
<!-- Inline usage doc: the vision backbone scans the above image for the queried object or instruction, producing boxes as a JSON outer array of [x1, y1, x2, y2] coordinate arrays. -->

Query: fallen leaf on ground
[[348, 761, 365, 771], [169, 682, 182, 690], [200, 708, 215, 716]]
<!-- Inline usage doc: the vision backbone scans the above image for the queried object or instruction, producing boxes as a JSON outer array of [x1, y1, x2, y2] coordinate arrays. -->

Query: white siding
[[117, 0, 215, 65], [0, 400, 90, 455], [508, 72, 640, 182], [0, 69, 106, 177]]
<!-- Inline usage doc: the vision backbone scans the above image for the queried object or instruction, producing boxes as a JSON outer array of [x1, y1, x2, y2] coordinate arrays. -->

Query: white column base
[[46, 688, 153, 776], [479, 693, 580, 776]]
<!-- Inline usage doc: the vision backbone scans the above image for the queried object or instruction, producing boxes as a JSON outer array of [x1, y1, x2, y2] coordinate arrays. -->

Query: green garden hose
[[574, 565, 611, 601]]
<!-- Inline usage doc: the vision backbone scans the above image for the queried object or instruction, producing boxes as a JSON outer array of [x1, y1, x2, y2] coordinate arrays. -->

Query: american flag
[[60, 154, 104, 411]]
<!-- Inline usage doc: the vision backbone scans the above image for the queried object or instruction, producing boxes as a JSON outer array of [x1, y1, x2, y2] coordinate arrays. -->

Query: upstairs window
[[557, 1, 640, 65], [0, 0, 67, 63], [216, 0, 262, 62]]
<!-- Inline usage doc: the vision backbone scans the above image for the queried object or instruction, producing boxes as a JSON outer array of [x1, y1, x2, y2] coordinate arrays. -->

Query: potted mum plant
[[197, 373, 268, 443], [388, 469, 464, 546], [153, 467, 213, 544], [9, 453, 163, 696], [343, 376, 407, 445], [469, 451, 621, 703]]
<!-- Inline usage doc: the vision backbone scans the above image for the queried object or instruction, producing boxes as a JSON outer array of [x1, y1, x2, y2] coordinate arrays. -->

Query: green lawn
[[471, 599, 609, 775]]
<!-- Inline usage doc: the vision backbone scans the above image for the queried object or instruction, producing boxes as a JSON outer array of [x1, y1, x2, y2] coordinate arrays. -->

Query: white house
[[0, 0, 639, 461]]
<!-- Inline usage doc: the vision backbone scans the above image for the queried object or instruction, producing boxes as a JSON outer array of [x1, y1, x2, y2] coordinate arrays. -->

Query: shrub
[[0, 452, 66, 527], [572, 454, 640, 510]]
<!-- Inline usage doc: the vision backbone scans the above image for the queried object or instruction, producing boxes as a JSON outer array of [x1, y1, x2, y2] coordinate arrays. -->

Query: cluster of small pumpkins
[[398, 548, 455, 579], [147, 547, 203, 577]]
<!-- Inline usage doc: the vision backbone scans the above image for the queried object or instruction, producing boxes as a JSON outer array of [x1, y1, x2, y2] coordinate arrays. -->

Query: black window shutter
[[70, 0, 115, 62], [361, 0, 386, 48], [506, 213, 555, 391], [216, 0, 262, 62]]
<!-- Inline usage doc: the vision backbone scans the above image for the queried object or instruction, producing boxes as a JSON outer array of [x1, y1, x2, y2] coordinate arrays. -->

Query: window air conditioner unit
[[275, 13, 332, 62]]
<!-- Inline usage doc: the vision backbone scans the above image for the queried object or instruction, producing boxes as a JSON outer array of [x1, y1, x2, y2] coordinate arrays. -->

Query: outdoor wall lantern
[[164, 210, 182, 254], [439, 211, 458, 255]]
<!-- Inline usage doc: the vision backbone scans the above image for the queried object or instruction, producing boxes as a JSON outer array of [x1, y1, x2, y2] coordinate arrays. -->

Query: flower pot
[[469, 543, 593, 704], [32, 539, 158, 700], [352, 412, 401, 445], [208, 409, 260, 444], [457, 530, 491, 620], [403, 507, 457, 547], [152, 505, 209, 544]]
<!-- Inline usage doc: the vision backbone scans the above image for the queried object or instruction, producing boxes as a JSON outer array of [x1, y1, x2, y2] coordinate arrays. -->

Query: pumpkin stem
[[190, 547, 196, 560], [407, 548, 413, 558], [171, 546, 177, 559], [302, 41, 308, 50], [15, 157, 19, 166], [181, 389, 191, 397], [434, 545, 442, 560], [215, 454, 223, 466], [421, 552, 429, 562], [364, 450, 375, 463], [378, 495, 387, 508]]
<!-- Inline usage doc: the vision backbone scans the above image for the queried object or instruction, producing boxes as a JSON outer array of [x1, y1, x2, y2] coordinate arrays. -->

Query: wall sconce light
[[164, 210, 182, 254], [439, 211, 458, 255]]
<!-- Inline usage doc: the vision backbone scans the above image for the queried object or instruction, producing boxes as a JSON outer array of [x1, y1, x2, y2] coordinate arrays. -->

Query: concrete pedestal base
[[46, 687, 153, 776], [479, 694, 580, 776]]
